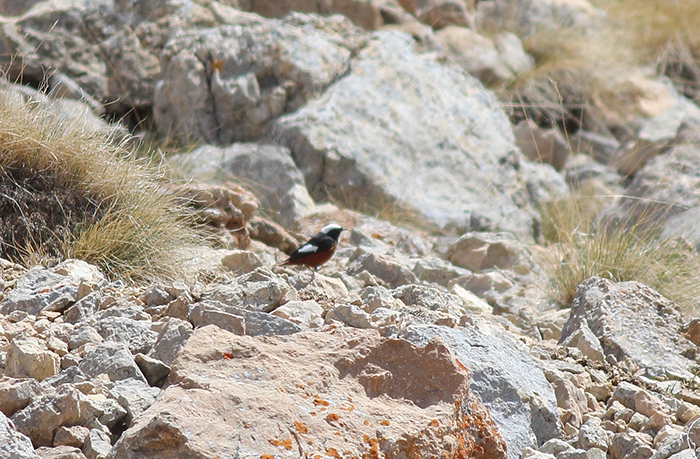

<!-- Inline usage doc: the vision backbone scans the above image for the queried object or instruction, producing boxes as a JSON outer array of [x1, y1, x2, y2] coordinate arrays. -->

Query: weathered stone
[[513, 119, 570, 171], [436, 26, 514, 85], [325, 303, 374, 328], [661, 206, 700, 253], [569, 130, 621, 164], [109, 379, 160, 425], [175, 143, 316, 227], [447, 231, 529, 272], [0, 377, 43, 417], [651, 432, 684, 459], [270, 300, 324, 329], [392, 284, 464, 318], [134, 354, 171, 388], [110, 325, 506, 458], [202, 268, 295, 313], [539, 438, 574, 456], [494, 32, 535, 76], [610, 87, 700, 176], [83, 428, 111, 459], [63, 293, 101, 325], [559, 320, 605, 364], [0, 1, 111, 100], [412, 258, 471, 287], [11, 385, 85, 447], [610, 431, 654, 459], [148, 318, 193, 366], [409, 0, 471, 29], [0, 409, 40, 458], [0, 0, 41, 16], [275, 31, 540, 237], [68, 326, 103, 351], [245, 0, 386, 30], [92, 316, 158, 355], [6, 336, 60, 381], [53, 425, 90, 448], [610, 381, 643, 410], [36, 445, 87, 459], [401, 323, 560, 458], [347, 252, 418, 288], [81, 395, 127, 430], [292, 272, 350, 299], [448, 284, 492, 314], [551, 378, 588, 429], [0, 262, 100, 316], [191, 299, 302, 336], [79, 342, 147, 384], [155, 14, 364, 144], [578, 417, 608, 451], [560, 277, 697, 381], [475, 0, 601, 37], [360, 286, 406, 312]]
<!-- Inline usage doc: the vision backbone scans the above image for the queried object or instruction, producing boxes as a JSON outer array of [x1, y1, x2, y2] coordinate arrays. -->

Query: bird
[[281, 223, 344, 271]]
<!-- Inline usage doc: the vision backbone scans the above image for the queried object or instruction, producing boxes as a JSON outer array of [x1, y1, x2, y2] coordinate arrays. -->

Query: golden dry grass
[[0, 89, 207, 282], [500, 0, 700, 132], [538, 184, 700, 312]]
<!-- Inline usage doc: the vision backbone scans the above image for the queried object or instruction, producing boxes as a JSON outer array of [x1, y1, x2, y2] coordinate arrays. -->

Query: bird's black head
[[320, 223, 344, 241]]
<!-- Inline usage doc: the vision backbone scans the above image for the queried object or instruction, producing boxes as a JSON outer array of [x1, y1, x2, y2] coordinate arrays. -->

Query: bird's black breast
[[287, 234, 336, 261]]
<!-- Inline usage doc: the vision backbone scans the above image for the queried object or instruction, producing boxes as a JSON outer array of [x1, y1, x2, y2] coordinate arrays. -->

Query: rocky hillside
[[1, 0, 700, 458]]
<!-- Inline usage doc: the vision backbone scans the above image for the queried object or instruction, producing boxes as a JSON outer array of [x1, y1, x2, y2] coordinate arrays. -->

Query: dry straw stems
[[0, 89, 206, 282]]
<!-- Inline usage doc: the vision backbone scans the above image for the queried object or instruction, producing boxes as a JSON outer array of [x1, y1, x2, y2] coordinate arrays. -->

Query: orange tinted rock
[[110, 325, 506, 459]]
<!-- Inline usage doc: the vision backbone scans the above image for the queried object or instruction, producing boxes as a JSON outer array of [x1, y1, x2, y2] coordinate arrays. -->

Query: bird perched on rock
[[281, 223, 344, 270]]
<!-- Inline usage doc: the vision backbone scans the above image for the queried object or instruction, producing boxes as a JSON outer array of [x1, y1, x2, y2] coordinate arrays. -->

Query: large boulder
[[109, 325, 506, 458], [275, 31, 543, 237], [560, 277, 698, 381], [154, 13, 365, 144], [401, 323, 561, 458]]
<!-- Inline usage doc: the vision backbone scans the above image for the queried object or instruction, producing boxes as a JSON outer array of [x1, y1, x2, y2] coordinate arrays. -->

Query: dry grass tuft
[[538, 185, 700, 312], [0, 89, 207, 282]]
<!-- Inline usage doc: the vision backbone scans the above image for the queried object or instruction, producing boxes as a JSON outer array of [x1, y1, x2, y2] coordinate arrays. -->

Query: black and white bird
[[281, 223, 344, 270]]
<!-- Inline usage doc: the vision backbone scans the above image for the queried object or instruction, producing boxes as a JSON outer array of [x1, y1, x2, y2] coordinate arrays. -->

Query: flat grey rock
[[275, 31, 542, 237], [401, 323, 560, 459]]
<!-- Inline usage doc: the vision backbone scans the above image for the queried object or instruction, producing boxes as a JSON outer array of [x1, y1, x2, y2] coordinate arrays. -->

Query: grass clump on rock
[[0, 90, 205, 281], [539, 184, 700, 312]]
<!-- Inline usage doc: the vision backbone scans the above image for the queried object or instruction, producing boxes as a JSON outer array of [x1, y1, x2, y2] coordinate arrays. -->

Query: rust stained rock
[[110, 325, 506, 459]]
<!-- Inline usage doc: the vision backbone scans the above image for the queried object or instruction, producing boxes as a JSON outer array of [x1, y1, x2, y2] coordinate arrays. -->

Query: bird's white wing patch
[[297, 244, 318, 253]]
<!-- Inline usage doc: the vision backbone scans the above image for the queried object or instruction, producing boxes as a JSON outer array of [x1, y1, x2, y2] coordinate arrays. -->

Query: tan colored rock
[[53, 425, 90, 448], [447, 232, 528, 273], [0, 377, 43, 417], [111, 325, 506, 458], [36, 445, 87, 459], [410, 0, 472, 29], [271, 299, 324, 328], [6, 336, 60, 381], [609, 430, 654, 459], [513, 119, 570, 171], [436, 26, 511, 85], [246, 0, 387, 30], [551, 378, 588, 428], [173, 182, 258, 248], [592, 73, 676, 128]]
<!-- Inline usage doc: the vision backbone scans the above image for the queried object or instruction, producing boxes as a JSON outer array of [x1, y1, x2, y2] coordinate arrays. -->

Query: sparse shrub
[[0, 90, 207, 281]]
